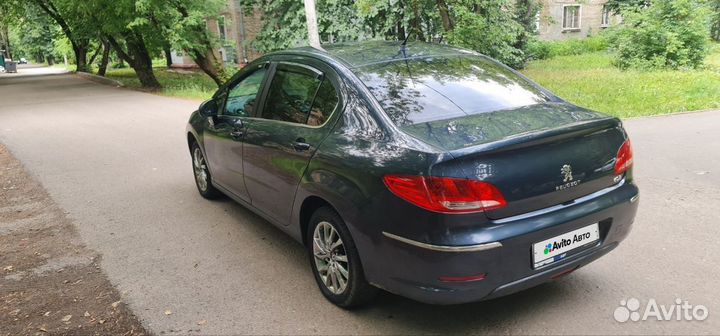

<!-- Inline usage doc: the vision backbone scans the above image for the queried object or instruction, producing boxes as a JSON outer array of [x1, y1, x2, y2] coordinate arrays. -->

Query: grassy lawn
[[104, 66, 217, 101], [522, 46, 720, 118], [94, 44, 720, 118]]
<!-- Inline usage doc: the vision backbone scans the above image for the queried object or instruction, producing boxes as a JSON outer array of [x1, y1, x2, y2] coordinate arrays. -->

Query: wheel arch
[[299, 196, 336, 246]]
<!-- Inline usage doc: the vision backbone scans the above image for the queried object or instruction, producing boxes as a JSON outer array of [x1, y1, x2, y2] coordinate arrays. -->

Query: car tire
[[307, 206, 378, 308], [190, 141, 222, 199]]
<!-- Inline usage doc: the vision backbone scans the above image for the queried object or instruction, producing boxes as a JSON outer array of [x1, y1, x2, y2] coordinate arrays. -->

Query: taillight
[[383, 175, 507, 214], [614, 139, 633, 175]]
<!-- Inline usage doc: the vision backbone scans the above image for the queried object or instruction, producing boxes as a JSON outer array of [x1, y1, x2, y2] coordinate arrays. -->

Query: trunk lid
[[402, 103, 626, 219]]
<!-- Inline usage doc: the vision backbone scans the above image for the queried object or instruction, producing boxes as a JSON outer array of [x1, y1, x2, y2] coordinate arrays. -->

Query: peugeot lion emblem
[[561, 164, 573, 182]]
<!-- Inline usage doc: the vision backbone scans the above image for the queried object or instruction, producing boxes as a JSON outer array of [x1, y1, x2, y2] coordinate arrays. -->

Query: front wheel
[[307, 207, 377, 308], [190, 142, 221, 199]]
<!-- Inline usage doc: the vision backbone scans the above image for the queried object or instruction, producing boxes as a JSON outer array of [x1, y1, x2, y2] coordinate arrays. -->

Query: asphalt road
[[1, 70, 718, 335]]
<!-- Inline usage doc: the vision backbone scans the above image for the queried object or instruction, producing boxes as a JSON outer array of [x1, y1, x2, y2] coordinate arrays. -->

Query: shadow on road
[[212, 191, 586, 333]]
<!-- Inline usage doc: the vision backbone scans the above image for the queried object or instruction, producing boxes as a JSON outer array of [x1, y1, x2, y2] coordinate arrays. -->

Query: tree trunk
[[31, 0, 90, 72], [3, 25, 12, 59], [436, 0, 454, 32], [88, 43, 103, 66], [169, 3, 226, 87], [98, 40, 111, 76], [164, 45, 173, 68], [107, 34, 161, 90], [74, 46, 89, 72], [411, 0, 425, 41], [188, 48, 224, 86]]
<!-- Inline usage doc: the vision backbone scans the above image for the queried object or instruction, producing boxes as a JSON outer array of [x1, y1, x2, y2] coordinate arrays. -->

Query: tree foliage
[[608, 0, 710, 69], [246, 0, 542, 69], [9, 5, 61, 63], [709, 0, 720, 41]]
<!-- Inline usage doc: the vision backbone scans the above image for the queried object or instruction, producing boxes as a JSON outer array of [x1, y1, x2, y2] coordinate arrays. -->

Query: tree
[[446, 0, 527, 68], [134, 0, 232, 86], [609, 0, 710, 69], [9, 5, 61, 64], [249, 0, 539, 69], [709, 0, 720, 41], [27, 0, 93, 72], [83, 0, 163, 89], [513, 0, 542, 62], [605, 0, 652, 14]]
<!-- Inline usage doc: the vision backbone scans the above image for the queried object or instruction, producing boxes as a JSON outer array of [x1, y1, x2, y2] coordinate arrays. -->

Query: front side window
[[563, 5, 581, 30], [261, 65, 338, 126], [224, 68, 266, 117]]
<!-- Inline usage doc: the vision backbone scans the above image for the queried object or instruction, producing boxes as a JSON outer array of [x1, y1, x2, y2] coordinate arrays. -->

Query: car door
[[203, 63, 269, 202], [242, 60, 341, 224]]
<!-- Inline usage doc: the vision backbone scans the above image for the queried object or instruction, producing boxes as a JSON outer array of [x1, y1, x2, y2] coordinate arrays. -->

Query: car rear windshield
[[356, 55, 550, 126]]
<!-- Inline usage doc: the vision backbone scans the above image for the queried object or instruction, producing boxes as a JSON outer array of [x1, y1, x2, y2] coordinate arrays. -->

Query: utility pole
[[303, 0, 322, 50]]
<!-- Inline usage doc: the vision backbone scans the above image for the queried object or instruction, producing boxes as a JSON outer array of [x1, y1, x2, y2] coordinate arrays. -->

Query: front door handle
[[229, 119, 245, 139], [292, 138, 311, 151]]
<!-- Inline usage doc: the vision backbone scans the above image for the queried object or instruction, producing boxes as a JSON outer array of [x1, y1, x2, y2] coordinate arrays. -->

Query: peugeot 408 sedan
[[186, 41, 639, 307]]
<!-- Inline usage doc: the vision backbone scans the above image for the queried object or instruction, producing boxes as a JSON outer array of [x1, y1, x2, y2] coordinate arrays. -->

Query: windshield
[[356, 55, 550, 126]]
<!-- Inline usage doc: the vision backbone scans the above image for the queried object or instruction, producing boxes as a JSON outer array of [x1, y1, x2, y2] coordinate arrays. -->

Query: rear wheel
[[307, 206, 377, 308], [190, 141, 221, 199]]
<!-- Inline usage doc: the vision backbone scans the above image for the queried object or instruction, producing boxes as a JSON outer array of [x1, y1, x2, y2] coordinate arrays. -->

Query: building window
[[601, 6, 610, 27], [217, 16, 227, 40], [563, 5, 581, 30]]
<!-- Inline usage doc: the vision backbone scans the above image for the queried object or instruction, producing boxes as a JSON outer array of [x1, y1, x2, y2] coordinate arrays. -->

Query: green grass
[[105, 66, 217, 101], [94, 44, 720, 117], [522, 47, 720, 118]]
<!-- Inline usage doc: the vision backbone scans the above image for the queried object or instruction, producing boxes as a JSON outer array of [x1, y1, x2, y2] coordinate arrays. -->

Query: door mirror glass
[[199, 99, 218, 117]]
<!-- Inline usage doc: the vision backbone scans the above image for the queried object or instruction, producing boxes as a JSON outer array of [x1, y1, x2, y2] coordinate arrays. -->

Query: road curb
[[75, 71, 124, 87]]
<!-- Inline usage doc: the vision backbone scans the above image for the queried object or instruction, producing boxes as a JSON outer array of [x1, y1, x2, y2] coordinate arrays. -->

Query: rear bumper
[[359, 181, 639, 305]]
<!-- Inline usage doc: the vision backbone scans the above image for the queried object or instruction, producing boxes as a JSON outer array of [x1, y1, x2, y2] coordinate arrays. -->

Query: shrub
[[527, 35, 609, 60], [608, 0, 710, 70]]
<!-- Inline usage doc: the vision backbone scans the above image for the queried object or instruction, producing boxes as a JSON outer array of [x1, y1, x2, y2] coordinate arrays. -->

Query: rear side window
[[357, 55, 549, 126], [308, 79, 339, 126]]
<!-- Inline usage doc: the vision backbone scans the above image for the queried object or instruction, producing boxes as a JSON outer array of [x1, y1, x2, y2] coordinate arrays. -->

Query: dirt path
[[0, 144, 147, 335]]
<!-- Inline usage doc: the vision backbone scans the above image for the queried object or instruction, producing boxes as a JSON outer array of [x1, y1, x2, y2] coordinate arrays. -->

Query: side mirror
[[199, 99, 218, 117]]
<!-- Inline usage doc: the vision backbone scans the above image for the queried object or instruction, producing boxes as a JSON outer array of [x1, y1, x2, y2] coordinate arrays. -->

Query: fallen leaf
[[111, 300, 121, 308], [84, 311, 90, 317], [197, 320, 207, 325], [39, 326, 48, 332], [61, 315, 72, 322], [164, 310, 172, 316]]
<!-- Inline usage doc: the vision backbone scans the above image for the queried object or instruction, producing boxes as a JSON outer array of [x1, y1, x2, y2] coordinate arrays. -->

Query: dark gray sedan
[[186, 41, 639, 307]]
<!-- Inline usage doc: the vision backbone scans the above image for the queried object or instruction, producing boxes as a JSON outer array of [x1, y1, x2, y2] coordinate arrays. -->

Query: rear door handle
[[292, 138, 311, 151]]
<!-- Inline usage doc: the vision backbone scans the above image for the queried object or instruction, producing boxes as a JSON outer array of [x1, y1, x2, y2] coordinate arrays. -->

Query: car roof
[[270, 41, 477, 69]]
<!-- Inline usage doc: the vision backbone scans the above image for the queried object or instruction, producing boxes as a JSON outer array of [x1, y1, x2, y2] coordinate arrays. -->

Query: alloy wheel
[[312, 221, 350, 295], [192, 147, 209, 192]]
